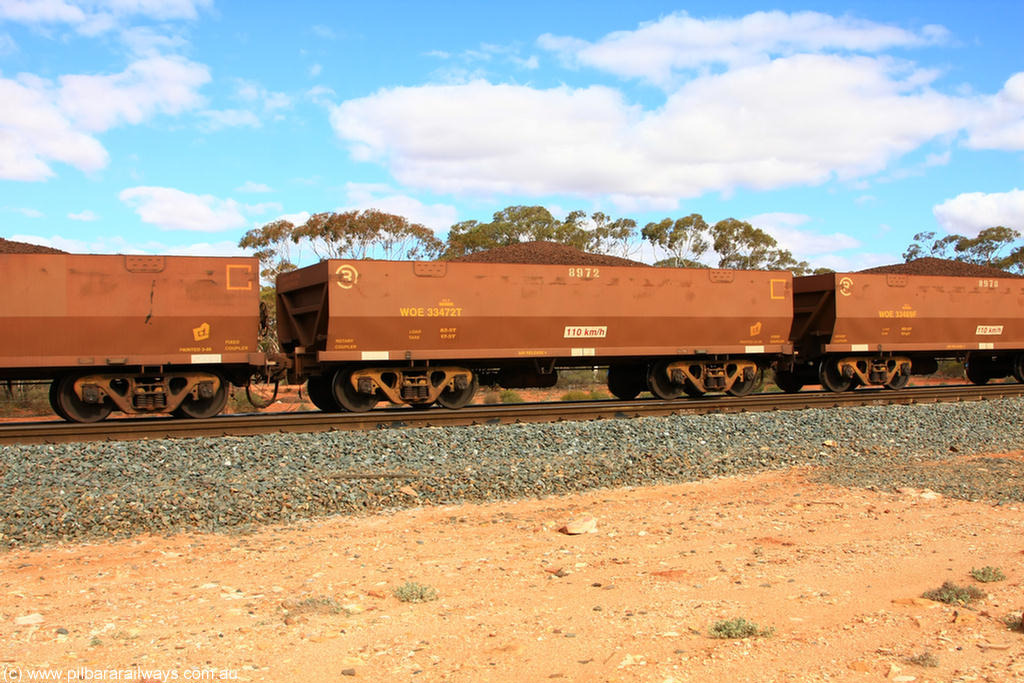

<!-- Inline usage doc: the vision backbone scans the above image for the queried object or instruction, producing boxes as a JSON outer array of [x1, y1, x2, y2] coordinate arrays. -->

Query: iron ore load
[[3, 238, 1024, 422], [0, 252, 265, 422]]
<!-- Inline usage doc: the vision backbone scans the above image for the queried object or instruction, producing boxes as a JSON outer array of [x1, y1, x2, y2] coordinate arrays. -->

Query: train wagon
[[779, 271, 1024, 392], [276, 259, 793, 411], [0, 253, 265, 421]]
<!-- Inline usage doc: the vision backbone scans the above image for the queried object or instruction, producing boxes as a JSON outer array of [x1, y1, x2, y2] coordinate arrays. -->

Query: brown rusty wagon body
[[277, 259, 793, 410], [0, 253, 264, 421], [783, 272, 1024, 391]]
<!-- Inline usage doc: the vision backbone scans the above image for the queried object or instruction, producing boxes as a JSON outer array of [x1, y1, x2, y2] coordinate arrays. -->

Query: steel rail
[[2, 383, 1023, 445]]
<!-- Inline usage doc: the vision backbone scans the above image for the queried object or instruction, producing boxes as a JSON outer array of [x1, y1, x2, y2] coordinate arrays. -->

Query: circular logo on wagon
[[838, 276, 854, 296], [336, 264, 359, 289]]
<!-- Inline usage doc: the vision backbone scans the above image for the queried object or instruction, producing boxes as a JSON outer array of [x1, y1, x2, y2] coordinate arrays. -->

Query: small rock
[[341, 669, 356, 676], [14, 613, 44, 626], [398, 485, 418, 498], [559, 517, 597, 535]]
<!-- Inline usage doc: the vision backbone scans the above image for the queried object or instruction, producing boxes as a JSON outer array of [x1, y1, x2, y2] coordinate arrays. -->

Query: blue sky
[[1, 0, 1022, 270]]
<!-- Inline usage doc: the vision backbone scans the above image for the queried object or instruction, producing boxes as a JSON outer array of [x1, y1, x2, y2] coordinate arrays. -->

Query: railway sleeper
[[835, 356, 911, 387], [63, 372, 224, 416], [348, 366, 474, 406], [662, 359, 760, 396]]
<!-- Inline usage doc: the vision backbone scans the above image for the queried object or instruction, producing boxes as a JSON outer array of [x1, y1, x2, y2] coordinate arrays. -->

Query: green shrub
[[922, 581, 986, 605], [906, 651, 939, 667], [393, 582, 438, 603], [284, 595, 345, 616], [560, 390, 590, 401], [499, 389, 523, 404], [709, 617, 774, 639], [970, 566, 1006, 583]]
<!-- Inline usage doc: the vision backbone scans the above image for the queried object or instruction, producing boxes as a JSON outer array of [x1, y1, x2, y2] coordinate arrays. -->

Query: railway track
[[2, 383, 1023, 445]]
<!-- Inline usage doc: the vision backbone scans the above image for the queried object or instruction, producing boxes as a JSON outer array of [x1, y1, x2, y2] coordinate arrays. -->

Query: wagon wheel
[[437, 373, 478, 409], [245, 373, 279, 409], [1013, 354, 1024, 384], [332, 367, 378, 412], [965, 361, 990, 385], [49, 379, 71, 421], [647, 361, 684, 399], [174, 374, 229, 419], [884, 370, 910, 390], [607, 365, 644, 400], [306, 375, 342, 412], [772, 368, 804, 394], [682, 379, 705, 397], [818, 359, 853, 393], [727, 367, 763, 397], [54, 375, 112, 423]]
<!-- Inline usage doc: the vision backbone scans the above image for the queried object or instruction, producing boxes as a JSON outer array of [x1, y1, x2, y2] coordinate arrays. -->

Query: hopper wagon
[[0, 253, 265, 421], [779, 271, 1024, 392], [276, 259, 793, 411]]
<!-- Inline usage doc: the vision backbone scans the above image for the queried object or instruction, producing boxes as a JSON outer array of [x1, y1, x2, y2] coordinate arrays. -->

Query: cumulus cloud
[[119, 186, 249, 232], [343, 182, 459, 232], [0, 0, 212, 34], [326, 10, 1023, 208], [57, 56, 210, 131], [933, 189, 1024, 237], [236, 181, 272, 193], [68, 209, 98, 221], [964, 73, 1024, 150], [0, 56, 209, 181], [539, 10, 947, 88], [198, 108, 261, 132], [329, 54, 972, 204], [745, 212, 861, 259]]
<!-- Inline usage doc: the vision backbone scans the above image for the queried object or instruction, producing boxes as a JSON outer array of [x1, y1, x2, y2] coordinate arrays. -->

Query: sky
[[1, 0, 1022, 271]]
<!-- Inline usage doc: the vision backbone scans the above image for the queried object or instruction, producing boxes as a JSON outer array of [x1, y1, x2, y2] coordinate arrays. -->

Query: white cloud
[[0, 32, 16, 54], [275, 211, 311, 226], [235, 79, 291, 113], [0, 75, 109, 180], [0, 0, 85, 23], [58, 55, 210, 131], [119, 186, 249, 232], [933, 189, 1024, 237], [0, 55, 209, 181], [343, 183, 459, 232], [68, 209, 98, 221], [964, 72, 1024, 150], [309, 63, 322, 78], [198, 108, 261, 132], [745, 212, 861, 259], [329, 53, 974, 205], [236, 181, 273, 193], [539, 10, 947, 88], [10, 233, 247, 256], [120, 26, 187, 57], [8, 206, 44, 218], [244, 201, 282, 215], [0, 0, 212, 34]]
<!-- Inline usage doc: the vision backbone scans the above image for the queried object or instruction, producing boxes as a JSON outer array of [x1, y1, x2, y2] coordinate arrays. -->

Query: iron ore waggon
[[0, 253, 264, 422], [276, 259, 793, 411], [779, 271, 1024, 392]]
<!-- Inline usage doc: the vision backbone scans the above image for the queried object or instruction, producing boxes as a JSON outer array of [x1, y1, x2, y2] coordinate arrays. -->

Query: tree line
[[240, 205, 822, 280], [239, 204, 1023, 281]]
